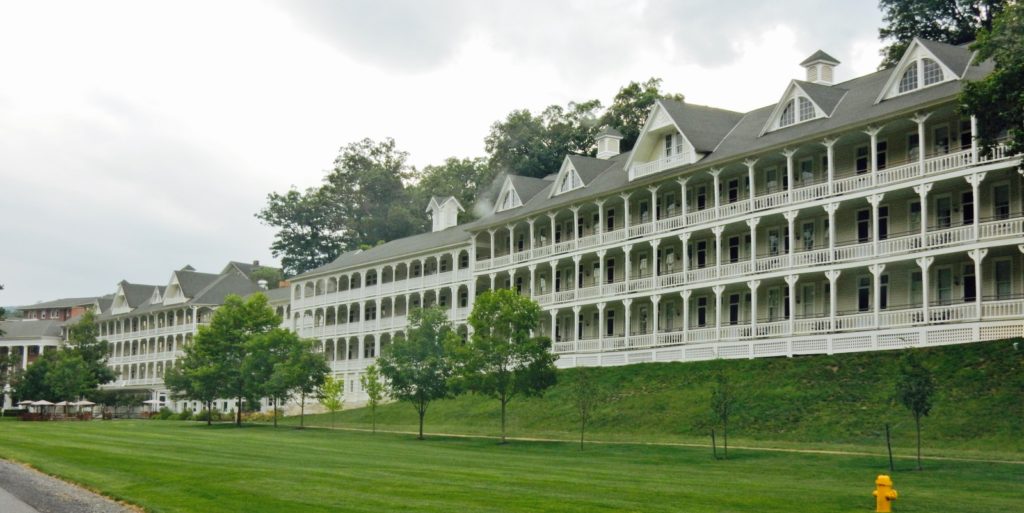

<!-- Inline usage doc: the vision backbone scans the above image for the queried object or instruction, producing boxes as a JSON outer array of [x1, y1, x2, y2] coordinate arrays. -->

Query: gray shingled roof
[[795, 80, 848, 116], [173, 270, 220, 297], [658, 99, 745, 152], [508, 175, 550, 204], [800, 50, 840, 66], [567, 155, 611, 184], [191, 270, 260, 305], [597, 126, 623, 138], [918, 38, 973, 76], [119, 282, 158, 308], [0, 320, 64, 340], [18, 297, 100, 310]]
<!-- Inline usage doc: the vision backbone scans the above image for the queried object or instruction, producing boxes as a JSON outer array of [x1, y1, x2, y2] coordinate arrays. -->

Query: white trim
[[875, 38, 958, 104]]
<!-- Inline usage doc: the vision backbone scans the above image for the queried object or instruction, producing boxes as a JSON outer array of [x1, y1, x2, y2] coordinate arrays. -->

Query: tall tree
[[13, 352, 55, 401], [359, 364, 385, 434], [317, 375, 345, 430], [45, 352, 91, 415], [896, 350, 935, 471], [65, 311, 116, 387], [485, 100, 602, 179], [961, 1, 1024, 163], [457, 290, 557, 444], [600, 78, 685, 151], [878, 0, 1006, 68], [410, 157, 498, 221], [243, 327, 305, 427], [378, 307, 457, 440], [285, 338, 330, 428], [256, 187, 347, 276], [165, 361, 222, 425], [710, 370, 735, 459]]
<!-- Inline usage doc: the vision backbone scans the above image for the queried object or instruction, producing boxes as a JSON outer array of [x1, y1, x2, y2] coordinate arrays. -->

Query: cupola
[[426, 196, 464, 232], [595, 126, 624, 159], [800, 50, 840, 85]]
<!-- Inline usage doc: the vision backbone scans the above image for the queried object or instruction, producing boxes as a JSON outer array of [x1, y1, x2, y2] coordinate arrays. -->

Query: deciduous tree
[[570, 366, 609, 450], [600, 78, 684, 151], [896, 350, 935, 470], [256, 187, 347, 276], [961, 1, 1024, 164], [359, 364, 385, 433], [878, 0, 1005, 68], [710, 369, 734, 459], [378, 307, 456, 440], [457, 290, 556, 444], [318, 375, 344, 430], [485, 100, 602, 179]]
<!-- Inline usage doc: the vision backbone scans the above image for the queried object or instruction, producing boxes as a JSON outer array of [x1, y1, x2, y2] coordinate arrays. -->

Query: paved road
[[0, 460, 136, 513]]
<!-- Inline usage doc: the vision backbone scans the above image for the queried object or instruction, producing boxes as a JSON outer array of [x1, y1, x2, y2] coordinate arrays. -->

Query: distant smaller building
[[1, 319, 65, 410], [18, 296, 110, 322]]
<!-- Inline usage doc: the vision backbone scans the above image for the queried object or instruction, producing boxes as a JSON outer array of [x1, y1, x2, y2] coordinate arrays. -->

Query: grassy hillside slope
[[289, 339, 1024, 456]]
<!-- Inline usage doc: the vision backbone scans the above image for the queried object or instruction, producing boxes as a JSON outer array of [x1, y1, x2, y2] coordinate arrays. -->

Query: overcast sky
[[0, 1, 884, 307]]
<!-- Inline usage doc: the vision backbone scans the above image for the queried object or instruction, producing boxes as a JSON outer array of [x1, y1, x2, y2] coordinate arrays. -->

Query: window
[[606, 310, 615, 336], [728, 236, 740, 263], [880, 275, 889, 310], [995, 260, 1012, 299], [911, 271, 923, 306], [922, 58, 943, 85], [798, 97, 815, 121], [558, 170, 581, 194], [909, 201, 921, 227], [855, 146, 869, 174], [963, 264, 976, 302], [606, 209, 615, 231], [878, 206, 889, 240], [857, 209, 870, 243], [993, 183, 1010, 219], [780, 100, 796, 127], [933, 125, 949, 154], [802, 222, 815, 251], [959, 120, 972, 150], [728, 294, 740, 324], [907, 133, 920, 160], [962, 191, 974, 225], [799, 158, 814, 183], [898, 64, 918, 93], [696, 297, 707, 327], [765, 167, 779, 192], [858, 276, 871, 311], [664, 134, 674, 157], [876, 141, 888, 170]]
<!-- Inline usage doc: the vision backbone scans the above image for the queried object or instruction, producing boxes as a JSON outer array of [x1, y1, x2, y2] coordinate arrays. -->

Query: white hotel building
[[289, 39, 1023, 401]]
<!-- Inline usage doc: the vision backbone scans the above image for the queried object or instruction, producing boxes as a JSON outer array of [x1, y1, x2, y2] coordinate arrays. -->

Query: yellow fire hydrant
[[873, 474, 898, 512]]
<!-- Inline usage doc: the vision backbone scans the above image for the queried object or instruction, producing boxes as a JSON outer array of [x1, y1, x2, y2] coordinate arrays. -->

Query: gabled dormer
[[163, 273, 187, 305], [149, 287, 163, 304], [111, 282, 132, 315], [494, 176, 523, 213], [761, 80, 846, 135], [876, 38, 965, 103], [426, 196, 464, 232], [626, 98, 743, 181], [549, 158, 584, 197]]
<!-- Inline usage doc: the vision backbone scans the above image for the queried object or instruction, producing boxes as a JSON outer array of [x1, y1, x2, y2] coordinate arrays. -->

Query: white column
[[823, 203, 838, 261], [572, 255, 582, 294], [966, 173, 986, 240], [572, 306, 581, 343], [748, 280, 760, 336], [621, 193, 631, 232], [680, 233, 691, 281], [969, 249, 987, 319], [652, 294, 661, 336], [709, 168, 722, 211], [597, 302, 606, 346], [912, 112, 931, 175], [970, 115, 979, 162], [822, 137, 837, 194], [548, 213, 557, 246], [713, 285, 725, 340], [648, 186, 658, 222], [785, 275, 799, 335], [869, 194, 884, 256], [651, 239, 661, 277], [864, 126, 881, 184], [597, 250, 607, 291], [527, 218, 536, 252], [746, 218, 759, 269], [623, 299, 633, 341], [782, 149, 796, 200], [624, 244, 633, 284], [914, 183, 932, 248], [681, 290, 691, 343], [507, 224, 515, 255], [358, 337, 365, 362], [488, 229, 496, 260], [595, 200, 605, 235], [917, 257, 934, 322], [712, 226, 724, 277], [549, 261, 558, 293], [528, 265, 537, 296], [744, 159, 757, 210], [488, 273, 496, 291], [21, 346, 28, 370], [870, 264, 886, 327], [571, 206, 580, 242], [825, 270, 841, 332], [507, 270, 515, 295], [784, 210, 797, 266], [678, 177, 689, 221], [549, 309, 558, 341]]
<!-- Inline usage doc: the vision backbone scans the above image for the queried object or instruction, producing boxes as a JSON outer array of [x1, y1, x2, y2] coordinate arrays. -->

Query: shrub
[[153, 407, 175, 420], [242, 410, 281, 423], [176, 409, 193, 421]]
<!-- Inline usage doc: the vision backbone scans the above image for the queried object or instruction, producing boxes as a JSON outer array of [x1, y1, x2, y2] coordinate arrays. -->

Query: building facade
[[289, 39, 1023, 402]]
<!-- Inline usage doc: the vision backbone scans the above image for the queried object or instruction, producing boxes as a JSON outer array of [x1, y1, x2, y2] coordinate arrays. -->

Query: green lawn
[[1, 421, 1022, 513], [287, 339, 1024, 460]]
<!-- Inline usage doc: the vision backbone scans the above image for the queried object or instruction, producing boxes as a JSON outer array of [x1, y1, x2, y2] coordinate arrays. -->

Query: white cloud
[[0, 0, 883, 306]]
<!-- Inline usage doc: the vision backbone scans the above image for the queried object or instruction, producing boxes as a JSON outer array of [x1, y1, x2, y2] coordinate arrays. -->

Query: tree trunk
[[206, 400, 212, 426], [711, 429, 718, 460], [300, 392, 305, 428], [273, 398, 278, 428], [723, 417, 729, 460], [579, 417, 585, 451], [372, 404, 376, 434], [235, 395, 242, 426], [418, 408, 425, 440], [500, 395, 507, 445], [915, 414, 923, 471]]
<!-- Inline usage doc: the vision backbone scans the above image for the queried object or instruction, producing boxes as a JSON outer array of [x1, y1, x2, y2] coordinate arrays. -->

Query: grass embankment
[[1, 421, 1022, 513], [289, 339, 1024, 458]]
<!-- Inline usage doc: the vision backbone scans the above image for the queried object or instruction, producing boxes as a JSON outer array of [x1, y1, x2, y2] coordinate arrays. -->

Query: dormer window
[[798, 97, 815, 122], [499, 190, 518, 211], [898, 58, 945, 94], [780, 100, 795, 127], [557, 169, 582, 194]]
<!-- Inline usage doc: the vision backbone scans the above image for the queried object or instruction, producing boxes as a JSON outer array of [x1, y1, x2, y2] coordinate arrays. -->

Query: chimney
[[252, 260, 260, 266], [800, 50, 840, 85], [426, 196, 464, 232], [595, 126, 624, 159]]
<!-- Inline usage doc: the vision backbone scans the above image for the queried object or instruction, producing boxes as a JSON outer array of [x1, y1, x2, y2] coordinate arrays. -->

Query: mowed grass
[[1, 421, 1022, 513], [288, 339, 1024, 460]]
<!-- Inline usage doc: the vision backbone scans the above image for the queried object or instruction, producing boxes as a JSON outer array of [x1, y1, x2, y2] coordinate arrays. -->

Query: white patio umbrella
[[74, 400, 96, 407], [17, 400, 33, 406], [31, 400, 54, 415]]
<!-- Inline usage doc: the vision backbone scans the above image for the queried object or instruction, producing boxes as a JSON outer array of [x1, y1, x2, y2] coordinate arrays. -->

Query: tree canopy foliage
[[12, 311, 115, 403], [878, 0, 1005, 68], [960, 1, 1024, 163], [258, 79, 682, 275]]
